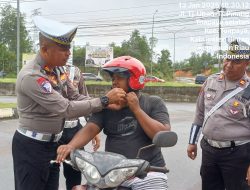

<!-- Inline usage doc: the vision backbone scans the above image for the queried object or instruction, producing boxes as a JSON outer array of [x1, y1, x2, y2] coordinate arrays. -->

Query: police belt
[[204, 136, 250, 148], [64, 119, 79, 128], [17, 127, 62, 142]]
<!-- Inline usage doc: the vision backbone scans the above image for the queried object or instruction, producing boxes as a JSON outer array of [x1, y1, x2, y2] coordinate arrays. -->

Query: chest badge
[[239, 79, 246, 86], [233, 101, 239, 107], [60, 73, 67, 81]]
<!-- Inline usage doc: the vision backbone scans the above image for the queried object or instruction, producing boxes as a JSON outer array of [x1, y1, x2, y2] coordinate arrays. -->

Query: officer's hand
[[246, 165, 250, 186], [126, 92, 140, 113], [92, 134, 100, 151], [107, 99, 128, 110], [56, 144, 75, 163], [187, 144, 197, 160], [105, 88, 126, 104]]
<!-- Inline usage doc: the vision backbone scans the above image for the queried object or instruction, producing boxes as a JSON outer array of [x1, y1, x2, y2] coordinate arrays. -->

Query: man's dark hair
[[39, 32, 54, 48]]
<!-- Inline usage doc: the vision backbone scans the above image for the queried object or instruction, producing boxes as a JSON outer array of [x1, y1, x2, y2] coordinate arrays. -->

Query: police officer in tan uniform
[[60, 64, 100, 190], [12, 16, 126, 190], [187, 40, 250, 190]]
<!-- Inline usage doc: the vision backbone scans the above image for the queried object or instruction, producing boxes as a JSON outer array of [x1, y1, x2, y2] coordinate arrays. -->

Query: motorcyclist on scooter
[[57, 56, 171, 189]]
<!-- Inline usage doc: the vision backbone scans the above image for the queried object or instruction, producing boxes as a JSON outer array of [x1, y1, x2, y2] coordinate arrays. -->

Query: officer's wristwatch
[[100, 96, 109, 107]]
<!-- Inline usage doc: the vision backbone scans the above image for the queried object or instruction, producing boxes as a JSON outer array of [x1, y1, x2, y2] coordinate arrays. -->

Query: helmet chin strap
[[128, 87, 140, 94], [128, 86, 133, 92]]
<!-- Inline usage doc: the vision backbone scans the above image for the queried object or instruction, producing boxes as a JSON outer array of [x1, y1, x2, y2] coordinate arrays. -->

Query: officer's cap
[[33, 16, 77, 47], [227, 40, 250, 60]]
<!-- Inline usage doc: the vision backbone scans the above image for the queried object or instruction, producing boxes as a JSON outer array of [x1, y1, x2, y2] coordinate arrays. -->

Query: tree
[[156, 49, 173, 79], [121, 30, 151, 63], [0, 43, 15, 73], [0, 5, 33, 62], [109, 30, 174, 79], [73, 46, 85, 68], [109, 42, 123, 58], [186, 51, 218, 75]]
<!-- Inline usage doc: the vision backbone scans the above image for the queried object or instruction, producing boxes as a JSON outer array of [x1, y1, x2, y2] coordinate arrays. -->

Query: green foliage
[[0, 78, 16, 83], [177, 51, 218, 75], [73, 46, 86, 69], [0, 43, 16, 72], [0, 103, 17, 108], [0, 78, 199, 87], [0, 5, 32, 53], [110, 42, 123, 58], [156, 49, 173, 80], [0, 5, 33, 75], [121, 30, 151, 63]]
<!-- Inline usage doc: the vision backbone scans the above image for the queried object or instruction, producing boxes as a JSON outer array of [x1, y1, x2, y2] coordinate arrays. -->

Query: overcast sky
[[2, 0, 250, 62]]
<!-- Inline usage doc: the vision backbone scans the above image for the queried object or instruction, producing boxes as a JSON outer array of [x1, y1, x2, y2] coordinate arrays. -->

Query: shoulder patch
[[37, 77, 52, 93]]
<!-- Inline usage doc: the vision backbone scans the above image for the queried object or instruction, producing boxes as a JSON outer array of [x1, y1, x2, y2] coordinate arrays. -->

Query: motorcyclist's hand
[[105, 88, 126, 104], [187, 144, 197, 160], [126, 92, 140, 113], [92, 134, 100, 151], [246, 165, 250, 186], [56, 144, 75, 163]]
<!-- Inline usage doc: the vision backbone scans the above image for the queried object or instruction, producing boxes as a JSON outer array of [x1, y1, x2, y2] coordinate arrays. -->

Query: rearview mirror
[[153, 131, 178, 147]]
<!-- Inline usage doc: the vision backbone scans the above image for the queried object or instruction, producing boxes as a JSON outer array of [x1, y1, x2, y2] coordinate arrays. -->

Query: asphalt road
[[0, 101, 201, 190], [0, 96, 16, 103]]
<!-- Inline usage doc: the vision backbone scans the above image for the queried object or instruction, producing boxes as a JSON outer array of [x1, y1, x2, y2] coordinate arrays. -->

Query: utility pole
[[214, 1, 226, 71], [31, 8, 41, 52], [150, 10, 158, 76], [165, 27, 185, 78], [17, 0, 20, 74]]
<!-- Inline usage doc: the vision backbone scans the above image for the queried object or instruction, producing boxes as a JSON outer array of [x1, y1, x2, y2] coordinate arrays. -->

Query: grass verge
[[0, 103, 17, 108], [0, 78, 200, 87]]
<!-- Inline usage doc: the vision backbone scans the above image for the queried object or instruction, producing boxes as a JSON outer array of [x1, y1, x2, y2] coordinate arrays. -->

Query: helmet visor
[[102, 67, 130, 78]]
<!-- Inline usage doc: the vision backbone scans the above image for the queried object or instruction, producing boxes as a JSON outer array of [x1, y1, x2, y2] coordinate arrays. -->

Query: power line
[[41, 0, 202, 16]]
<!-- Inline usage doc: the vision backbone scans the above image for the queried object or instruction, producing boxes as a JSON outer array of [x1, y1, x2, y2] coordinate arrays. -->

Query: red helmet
[[102, 56, 146, 90]]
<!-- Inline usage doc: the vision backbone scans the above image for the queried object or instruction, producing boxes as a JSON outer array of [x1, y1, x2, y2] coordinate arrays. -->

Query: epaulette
[[214, 72, 224, 81], [210, 73, 220, 78]]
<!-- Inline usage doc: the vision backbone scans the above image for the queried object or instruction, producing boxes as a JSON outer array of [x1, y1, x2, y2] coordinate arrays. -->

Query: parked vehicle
[[52, 131, 177, 190], [82, 73, 103, 81], [144, 76, 165, 83], [195, 75, 207, 84], [0, 70, 7, 78]]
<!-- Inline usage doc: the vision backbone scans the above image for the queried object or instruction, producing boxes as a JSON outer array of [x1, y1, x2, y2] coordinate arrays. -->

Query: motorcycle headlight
[[75, 157, 101, 184], [105, 167, 138, 187], [75, 157, 87, 170]]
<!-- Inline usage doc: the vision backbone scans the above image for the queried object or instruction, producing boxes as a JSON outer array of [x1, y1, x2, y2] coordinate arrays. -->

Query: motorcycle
[[52, 131, 177, 190]]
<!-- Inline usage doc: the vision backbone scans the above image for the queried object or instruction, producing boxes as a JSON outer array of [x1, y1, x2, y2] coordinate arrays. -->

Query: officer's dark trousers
[[59, 122, 82, 190], [12, 131, 59, 190], [200, 138, 250, 190]]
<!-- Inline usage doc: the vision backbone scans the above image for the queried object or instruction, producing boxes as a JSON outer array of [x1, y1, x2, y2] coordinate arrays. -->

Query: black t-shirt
[[89, 93, 170, 167]]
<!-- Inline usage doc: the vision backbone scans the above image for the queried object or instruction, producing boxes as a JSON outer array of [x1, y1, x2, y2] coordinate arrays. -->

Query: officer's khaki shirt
[[64, 65, 89, 121], [16, 54, 102, 134], [193, 73, 250, 141]]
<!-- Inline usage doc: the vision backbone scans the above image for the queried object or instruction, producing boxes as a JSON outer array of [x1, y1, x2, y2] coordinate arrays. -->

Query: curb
[[0, 108, 18, 120]]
